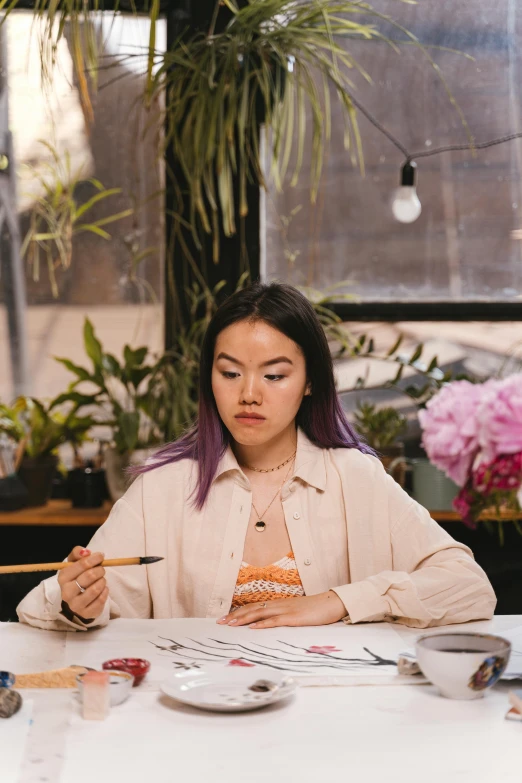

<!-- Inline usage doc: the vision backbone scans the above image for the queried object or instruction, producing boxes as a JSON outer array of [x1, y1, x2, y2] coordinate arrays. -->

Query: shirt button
[[290, 484, 296, 492], [293, 512, 300, 519], [304, 558, 311, 566]]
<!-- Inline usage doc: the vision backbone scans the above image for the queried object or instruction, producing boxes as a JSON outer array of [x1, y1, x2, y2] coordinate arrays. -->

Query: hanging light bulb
[[391, 161, 422, 223]]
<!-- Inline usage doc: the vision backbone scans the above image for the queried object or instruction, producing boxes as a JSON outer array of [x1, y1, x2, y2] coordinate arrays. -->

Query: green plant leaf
[[124, 346, 148, 368], [49, 391, 100, 409], [73, 187, 122, 220], [102, 353, 122, 377], [386, 335, 403, 357], [83, 209, 133, 228], [128, 366, 152, 390], [84, 318, 103, 370], [118, 411, 140, 452], [53, 357, 92, 382], [76, 224, 111, 240], [409, 344, 424, 364]]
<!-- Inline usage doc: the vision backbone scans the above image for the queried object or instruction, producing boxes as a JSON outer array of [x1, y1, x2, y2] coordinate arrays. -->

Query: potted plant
[[0, 396, 95, 507], [54, 317, 204, 500], [419, 374, 522, 535], [353, 402, 408, 486]]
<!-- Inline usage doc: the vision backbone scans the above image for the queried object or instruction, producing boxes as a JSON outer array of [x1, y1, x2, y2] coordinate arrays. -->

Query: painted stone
[[0, 687, 22, 718]]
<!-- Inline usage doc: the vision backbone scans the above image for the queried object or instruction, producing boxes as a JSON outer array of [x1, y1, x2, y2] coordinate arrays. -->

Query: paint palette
[[160, 666, 297, 713]]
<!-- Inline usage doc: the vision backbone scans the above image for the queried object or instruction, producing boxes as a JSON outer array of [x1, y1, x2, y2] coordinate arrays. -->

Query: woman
[[17, 282, 495, 632]]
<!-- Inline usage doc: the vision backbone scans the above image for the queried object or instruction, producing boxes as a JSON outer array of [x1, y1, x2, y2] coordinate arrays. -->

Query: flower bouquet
[[418, 375, 522, 528]]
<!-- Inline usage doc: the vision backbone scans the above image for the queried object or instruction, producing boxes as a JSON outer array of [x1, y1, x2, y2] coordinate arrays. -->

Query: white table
[[2, 616, 521, 783]]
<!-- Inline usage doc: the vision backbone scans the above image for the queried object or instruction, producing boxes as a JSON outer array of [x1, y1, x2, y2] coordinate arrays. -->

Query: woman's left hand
[[217, 591, 347, 629]]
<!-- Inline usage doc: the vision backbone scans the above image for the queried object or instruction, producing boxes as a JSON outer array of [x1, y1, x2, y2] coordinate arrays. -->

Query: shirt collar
[[213, 427, 327, 491], [292, 428, 327, 491]]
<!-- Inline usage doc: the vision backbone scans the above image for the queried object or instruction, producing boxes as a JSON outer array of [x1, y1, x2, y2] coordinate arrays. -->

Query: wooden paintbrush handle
[[0, 557, 141, 574]]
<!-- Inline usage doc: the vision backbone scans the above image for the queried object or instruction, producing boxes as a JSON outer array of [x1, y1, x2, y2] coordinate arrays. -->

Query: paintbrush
[[0, 556, 163, 575], [1, 666, 91, 689]]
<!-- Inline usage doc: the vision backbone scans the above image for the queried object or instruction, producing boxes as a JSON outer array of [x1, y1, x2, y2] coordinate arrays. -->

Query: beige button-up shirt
[[17, 429, 496, 631]]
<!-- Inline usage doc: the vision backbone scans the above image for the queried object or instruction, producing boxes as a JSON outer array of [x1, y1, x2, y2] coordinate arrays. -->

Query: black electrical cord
[[348, 92, 522, 164]]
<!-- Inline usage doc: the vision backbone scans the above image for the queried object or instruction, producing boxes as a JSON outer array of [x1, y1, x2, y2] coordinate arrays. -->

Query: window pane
[[265, 1, 522, 303], [0, 12, 164, 400]]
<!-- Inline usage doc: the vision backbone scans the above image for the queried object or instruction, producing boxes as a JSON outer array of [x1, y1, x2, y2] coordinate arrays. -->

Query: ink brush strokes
[[0, 556, 164, 575]]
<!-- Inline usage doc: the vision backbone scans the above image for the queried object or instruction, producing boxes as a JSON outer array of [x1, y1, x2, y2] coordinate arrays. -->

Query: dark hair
[[137, 281, 373, 508]]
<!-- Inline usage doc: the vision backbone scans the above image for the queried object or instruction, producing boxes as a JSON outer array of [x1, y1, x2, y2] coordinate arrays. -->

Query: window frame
[[326, 301, 522, 322]]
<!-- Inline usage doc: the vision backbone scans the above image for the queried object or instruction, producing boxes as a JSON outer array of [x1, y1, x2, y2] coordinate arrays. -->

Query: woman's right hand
[[58, 547, 109, 621]]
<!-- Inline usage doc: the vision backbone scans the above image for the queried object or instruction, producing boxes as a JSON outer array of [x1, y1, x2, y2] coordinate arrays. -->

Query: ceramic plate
[[160, 666, 297, 713]]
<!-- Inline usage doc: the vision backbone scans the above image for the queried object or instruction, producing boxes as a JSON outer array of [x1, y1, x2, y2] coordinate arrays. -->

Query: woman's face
[[212, 319, 310, 446]]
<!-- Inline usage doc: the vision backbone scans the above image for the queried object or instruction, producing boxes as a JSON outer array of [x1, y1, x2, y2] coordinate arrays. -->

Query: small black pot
[[68, 468, 106, 508], [0, 475, 29, 512], [18, 455, 58, 507]]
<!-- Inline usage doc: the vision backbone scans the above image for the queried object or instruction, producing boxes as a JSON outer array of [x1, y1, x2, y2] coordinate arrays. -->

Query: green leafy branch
[[21, 141, 132, 297], [0, 395, 95, 460]]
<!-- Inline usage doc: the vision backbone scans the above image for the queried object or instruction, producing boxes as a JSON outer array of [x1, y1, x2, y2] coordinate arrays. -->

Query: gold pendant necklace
[[251, 461, 294, 533]]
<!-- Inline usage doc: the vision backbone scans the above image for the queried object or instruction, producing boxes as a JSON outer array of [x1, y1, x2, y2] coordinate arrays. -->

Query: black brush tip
[[139, 556, 164, 565]]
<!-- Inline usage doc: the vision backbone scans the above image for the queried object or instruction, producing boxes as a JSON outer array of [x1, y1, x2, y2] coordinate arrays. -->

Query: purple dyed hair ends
[[135, 281, 374, 509]]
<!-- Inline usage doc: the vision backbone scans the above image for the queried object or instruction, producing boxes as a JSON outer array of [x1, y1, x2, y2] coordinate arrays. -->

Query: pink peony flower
[[472, 452, 522, 495], [477, 374, 522, 462], [454, 451, 522, 527], [419, 380, 498, 486], [453, 486, 476, 528]]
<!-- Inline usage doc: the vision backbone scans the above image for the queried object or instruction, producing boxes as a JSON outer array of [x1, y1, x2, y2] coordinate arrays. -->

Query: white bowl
[[415, 632, 511, 700], [76, 670, 134, 706]]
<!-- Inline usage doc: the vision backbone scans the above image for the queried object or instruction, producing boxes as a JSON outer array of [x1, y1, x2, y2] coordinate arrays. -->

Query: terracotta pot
[[18, 454, 58, 507]]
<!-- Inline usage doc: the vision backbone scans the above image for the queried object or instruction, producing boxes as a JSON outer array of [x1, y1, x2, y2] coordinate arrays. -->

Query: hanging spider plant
[[21, 140, 133, 297], [150, 0, 470, 258], [4, 0, 470, 262]]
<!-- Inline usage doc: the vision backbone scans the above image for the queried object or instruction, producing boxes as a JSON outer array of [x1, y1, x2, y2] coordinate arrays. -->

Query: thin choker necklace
[[241, 449, 297, 473]]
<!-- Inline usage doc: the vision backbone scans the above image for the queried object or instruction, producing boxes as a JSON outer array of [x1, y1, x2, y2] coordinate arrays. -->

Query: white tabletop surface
[[2, 615, 521, 783]]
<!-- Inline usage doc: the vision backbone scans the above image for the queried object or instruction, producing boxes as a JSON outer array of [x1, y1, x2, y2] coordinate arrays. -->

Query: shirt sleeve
[[16, 477, 152, 632], [331, 470, 497, 628]]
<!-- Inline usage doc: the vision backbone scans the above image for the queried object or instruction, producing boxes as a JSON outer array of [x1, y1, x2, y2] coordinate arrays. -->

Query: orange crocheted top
[[231, 552, 305, 609]]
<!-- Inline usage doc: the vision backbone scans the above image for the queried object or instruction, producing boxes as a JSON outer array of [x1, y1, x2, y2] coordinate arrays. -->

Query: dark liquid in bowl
[[437, 648, 488, 653]]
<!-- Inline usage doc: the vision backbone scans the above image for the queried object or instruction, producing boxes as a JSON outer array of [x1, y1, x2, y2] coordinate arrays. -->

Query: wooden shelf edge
[[0, 501, 519, 527], [431, 510, 522, 523], [0, 500, 112, 526]]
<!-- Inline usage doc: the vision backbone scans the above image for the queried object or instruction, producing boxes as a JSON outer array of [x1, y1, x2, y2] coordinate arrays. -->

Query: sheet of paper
[[65, 618, 414, 686], [0, 699, 33, 783]]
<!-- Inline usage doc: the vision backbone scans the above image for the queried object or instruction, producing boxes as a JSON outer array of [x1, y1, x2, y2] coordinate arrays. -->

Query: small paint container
[[76, 670, 134, 707], [102, 658, 150, 686], [0, 672, 15, 688]]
